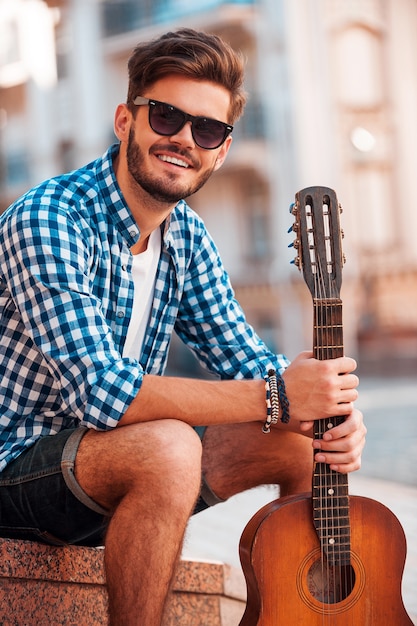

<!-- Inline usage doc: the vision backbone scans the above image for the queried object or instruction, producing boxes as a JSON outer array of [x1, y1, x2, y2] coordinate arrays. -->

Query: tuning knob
[[289, 202, 298, 215]]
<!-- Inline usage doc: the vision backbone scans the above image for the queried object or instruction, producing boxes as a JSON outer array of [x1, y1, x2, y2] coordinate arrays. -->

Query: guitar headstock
[[290, 186, 345, 300]]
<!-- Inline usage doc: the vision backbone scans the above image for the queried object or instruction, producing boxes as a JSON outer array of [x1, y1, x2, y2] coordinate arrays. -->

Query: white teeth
[[158, 155, 189, 168]]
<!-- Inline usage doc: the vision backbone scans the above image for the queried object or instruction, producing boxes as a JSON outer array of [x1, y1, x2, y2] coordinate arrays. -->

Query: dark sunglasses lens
[[150, 103, 184, 135], [193, 119, 227, 149], [149, 102, 229, 149]]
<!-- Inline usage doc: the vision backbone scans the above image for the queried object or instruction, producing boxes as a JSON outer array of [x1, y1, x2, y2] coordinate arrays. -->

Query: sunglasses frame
[[132, 96, 233, 149]]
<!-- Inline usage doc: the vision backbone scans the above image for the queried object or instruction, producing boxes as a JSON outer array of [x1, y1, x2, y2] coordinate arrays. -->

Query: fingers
[[314, 450, 362, 474], [336, 356, 357, 374], [339, 372, 359, 390], [321, 407, 364, 440], [312, 409, 367, 474], [283, 353, 360, 424]]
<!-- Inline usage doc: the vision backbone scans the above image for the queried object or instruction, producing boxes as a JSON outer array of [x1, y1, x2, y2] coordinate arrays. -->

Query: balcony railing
[[101, 0, 255, 38]]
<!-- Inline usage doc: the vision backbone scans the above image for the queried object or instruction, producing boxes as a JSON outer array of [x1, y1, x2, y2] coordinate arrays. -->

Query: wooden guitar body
[[239, 493, 413, 625]]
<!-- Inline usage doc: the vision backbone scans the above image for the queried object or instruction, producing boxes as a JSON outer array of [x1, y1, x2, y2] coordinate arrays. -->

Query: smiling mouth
[[158, 154, 190, 168]]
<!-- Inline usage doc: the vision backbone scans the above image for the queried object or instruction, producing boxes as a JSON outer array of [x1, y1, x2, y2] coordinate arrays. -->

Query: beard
[[126, 128, 215, 204]]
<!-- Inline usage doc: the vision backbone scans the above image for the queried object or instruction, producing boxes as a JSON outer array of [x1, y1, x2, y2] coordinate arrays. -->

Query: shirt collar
[[95, 144, 189, 272], [95, 144, 140, 248]]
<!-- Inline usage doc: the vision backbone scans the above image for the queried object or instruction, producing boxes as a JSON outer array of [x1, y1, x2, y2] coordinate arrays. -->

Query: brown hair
[[127, 28, 247, 123]]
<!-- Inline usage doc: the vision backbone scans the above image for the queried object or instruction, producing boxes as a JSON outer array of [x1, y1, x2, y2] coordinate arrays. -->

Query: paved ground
[[183, 376, 417, 623], [357, 377, 416, 488]]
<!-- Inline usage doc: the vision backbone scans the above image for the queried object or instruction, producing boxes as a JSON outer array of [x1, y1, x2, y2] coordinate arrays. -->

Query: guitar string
[[314, 218, 348, 614], [317, 254, 338, 616], [314, 254, 332, 614], [314, 215, 353, 614], [325, 244, 345, 609]]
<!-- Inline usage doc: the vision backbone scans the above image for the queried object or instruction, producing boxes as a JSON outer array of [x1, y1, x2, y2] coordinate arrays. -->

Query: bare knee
[[202, 422, 313, 499], [76, 420, 202, 511]]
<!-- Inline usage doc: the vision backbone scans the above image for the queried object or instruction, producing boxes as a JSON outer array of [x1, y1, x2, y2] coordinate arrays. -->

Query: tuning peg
[[339, 203, 343, 214], [342, 253, 347, 265], [289, 202, 298, 215], [341, 228, 345, 239]]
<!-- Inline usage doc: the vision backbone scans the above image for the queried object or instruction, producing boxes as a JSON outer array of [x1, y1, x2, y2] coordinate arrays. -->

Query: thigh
[[0, 428, 108, 546]]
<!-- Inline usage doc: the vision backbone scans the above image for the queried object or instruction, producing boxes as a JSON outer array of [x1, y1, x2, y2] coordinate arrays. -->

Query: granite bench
[[0, 537, 246, 625]]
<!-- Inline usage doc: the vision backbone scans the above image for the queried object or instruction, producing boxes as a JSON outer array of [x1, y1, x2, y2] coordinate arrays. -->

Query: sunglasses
[[133, 96, 233, 150]]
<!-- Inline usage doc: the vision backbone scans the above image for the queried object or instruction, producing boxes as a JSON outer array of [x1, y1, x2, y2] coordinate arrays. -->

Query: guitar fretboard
[[312, 299, 351, 566]]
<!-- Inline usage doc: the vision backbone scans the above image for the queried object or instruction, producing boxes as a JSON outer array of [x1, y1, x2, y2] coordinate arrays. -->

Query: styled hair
[[127, 28, 247, 123]]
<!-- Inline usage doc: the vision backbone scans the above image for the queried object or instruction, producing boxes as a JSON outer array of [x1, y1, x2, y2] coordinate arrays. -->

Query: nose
[[169, 120, 195, 148]]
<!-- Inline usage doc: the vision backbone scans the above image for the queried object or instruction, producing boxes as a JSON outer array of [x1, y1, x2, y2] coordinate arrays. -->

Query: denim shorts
[[0, 426, 217, 546]]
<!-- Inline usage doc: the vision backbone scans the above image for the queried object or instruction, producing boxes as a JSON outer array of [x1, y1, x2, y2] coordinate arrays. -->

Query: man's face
[[122, 75, 233, 204]]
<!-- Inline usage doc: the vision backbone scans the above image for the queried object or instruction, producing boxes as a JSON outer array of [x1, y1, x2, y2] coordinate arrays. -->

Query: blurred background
[[0, 0, 416, 484], [1, 2, 416, 618], [2, 0, 417, 374]]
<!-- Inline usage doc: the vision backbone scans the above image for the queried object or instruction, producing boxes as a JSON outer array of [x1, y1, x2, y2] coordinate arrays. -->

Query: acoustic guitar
[[239, 186, 413, 625]]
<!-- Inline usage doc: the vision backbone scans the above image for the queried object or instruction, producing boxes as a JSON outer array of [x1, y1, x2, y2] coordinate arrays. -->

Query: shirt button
[[117, 311, 125, 318], [129, 229, 137, 238], [122, 265, 127, 271]]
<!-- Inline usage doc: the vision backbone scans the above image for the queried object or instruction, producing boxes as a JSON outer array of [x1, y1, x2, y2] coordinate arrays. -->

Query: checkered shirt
[[0, 144, 289, 471]]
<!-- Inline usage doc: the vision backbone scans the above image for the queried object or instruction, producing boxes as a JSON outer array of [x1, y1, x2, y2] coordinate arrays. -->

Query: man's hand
[[312, 407, 366, 473], [282, 351, 366, 473], [282, 351, 359, 426]]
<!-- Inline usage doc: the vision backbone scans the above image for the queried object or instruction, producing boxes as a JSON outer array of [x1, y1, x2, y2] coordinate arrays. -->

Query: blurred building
[[1, 0, 417, 375]]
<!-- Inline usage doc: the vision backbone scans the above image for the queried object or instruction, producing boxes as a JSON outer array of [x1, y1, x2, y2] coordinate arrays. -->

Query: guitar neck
[[312, 297, 351, 566], [313, 298, 343, 360]]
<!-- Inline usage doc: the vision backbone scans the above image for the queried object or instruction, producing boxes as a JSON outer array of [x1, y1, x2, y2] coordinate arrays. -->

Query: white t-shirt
[[122, 227, 161, 359]]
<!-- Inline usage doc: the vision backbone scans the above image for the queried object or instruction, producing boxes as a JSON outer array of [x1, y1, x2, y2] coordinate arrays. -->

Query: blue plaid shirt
[[0, 144, 289, 471]]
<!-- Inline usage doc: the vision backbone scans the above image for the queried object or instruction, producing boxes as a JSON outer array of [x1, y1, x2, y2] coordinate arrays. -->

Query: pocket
[[0, 526, 69, 546]]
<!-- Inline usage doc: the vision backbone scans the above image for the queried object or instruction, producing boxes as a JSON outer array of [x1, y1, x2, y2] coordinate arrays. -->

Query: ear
[[213, 135, 233, 172], [114, 104, 133, 143]]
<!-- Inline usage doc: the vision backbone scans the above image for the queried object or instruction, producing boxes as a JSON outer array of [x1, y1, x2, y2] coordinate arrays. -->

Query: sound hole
[[307, 559, 356, 604]]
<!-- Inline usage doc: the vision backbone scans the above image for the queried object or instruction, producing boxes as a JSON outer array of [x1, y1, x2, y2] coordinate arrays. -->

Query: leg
[[74, 420, 202, 626], [201, 422, 313, 501]]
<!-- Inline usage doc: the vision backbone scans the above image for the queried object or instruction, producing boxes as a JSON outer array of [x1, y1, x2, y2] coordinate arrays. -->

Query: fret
[[314, 344, 344, 353], [313, 501, 350, 512], [315, 509, 349, 535], [312, 479, 348, 489]]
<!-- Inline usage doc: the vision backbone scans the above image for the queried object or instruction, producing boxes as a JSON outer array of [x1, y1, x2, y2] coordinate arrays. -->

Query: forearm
[[118, 375, 267, 428], [118, 352, 360, 434]]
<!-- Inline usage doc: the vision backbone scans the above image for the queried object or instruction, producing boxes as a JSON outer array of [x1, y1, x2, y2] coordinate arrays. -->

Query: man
[[0, 29, 365, 625]]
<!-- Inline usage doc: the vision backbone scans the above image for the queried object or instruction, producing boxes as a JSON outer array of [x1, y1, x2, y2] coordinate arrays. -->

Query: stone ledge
[[0, 538, 246, 625]]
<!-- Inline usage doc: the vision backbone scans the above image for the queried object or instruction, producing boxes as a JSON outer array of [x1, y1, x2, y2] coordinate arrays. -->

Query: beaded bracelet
[[262, 369, 290, 433], [262, 369, 280, 433], [277, 374, 291, 424]]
